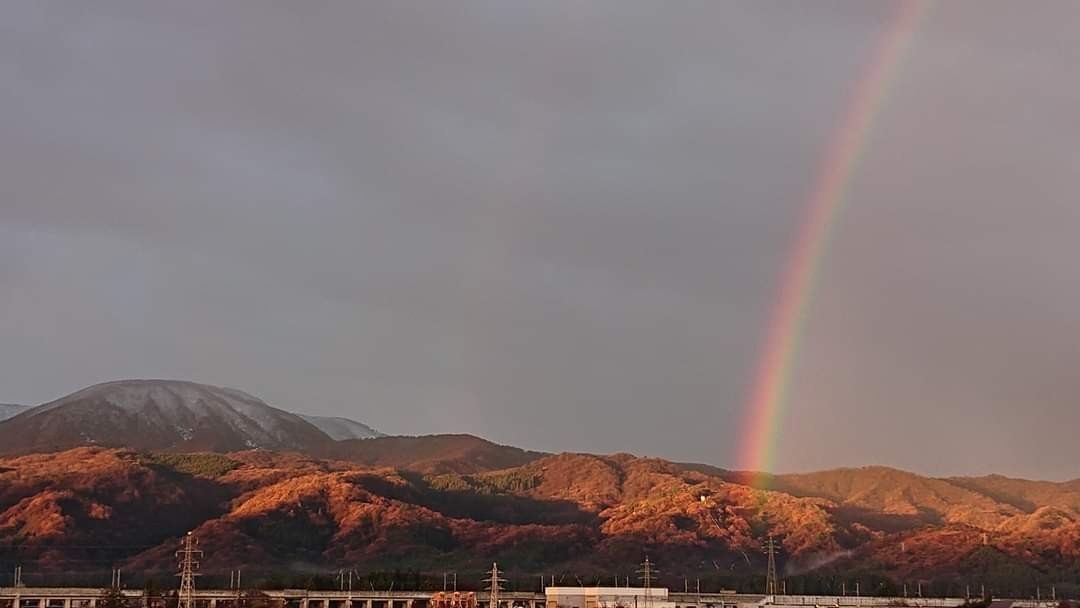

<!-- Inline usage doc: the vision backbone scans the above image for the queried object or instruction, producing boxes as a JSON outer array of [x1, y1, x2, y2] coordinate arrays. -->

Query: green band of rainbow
[[737, 0, 930, 484]]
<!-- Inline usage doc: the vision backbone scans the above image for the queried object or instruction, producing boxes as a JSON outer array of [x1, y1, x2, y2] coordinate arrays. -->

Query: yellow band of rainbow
[[737, 0, 931, 485]]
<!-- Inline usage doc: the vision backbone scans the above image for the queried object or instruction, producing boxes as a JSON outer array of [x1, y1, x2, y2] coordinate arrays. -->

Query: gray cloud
[[2, 1, 1079, 479]]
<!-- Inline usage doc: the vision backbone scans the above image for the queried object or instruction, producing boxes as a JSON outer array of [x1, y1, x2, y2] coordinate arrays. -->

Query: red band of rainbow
[[737, 0, 930, 484]]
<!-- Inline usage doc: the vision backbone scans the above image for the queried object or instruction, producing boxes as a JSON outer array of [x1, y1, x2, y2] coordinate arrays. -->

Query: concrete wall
[[0, 588, 1063, 608]]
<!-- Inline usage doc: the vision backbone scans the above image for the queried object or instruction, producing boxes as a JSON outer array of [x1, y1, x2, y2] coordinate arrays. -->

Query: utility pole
[[764, 537, 781, 596], [14, 566, 21, 587], [176, 532, 202, 608], [483, 563, 506, 608], [334, 569, 350, 594], [233, 570, 242, 605]]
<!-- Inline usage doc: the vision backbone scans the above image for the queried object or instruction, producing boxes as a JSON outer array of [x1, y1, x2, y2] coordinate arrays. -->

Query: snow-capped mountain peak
[[0, 380, 333, 454]]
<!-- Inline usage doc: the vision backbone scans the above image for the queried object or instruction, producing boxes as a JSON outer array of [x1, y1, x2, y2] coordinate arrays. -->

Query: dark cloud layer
[[3, 2, 1079, 479]]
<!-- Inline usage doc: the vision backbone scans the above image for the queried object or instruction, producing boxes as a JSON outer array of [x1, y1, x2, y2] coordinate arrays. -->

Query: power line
[[0, 545, 162, 550]]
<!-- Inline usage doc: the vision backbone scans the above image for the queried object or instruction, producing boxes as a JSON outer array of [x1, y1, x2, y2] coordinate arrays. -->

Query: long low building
[[0, 587, 1062, 608]]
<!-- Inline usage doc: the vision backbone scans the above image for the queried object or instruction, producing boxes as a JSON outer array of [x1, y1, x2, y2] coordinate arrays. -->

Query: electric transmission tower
[[764, 536, 781, 596], [483, 563, 506, 608], [637, 556, 659, 608], [176, 532, 203, 608]]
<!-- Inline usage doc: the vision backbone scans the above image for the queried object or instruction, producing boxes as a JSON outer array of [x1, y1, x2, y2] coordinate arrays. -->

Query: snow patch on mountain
[[0, 404, 29, 421], [34, 381, 288, 439], [1, 379, 333, 453], [300, 415, 384, 440]]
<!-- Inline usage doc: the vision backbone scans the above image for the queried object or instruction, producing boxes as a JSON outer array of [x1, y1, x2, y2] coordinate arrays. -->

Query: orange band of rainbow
[[737, 0, 930, 484]]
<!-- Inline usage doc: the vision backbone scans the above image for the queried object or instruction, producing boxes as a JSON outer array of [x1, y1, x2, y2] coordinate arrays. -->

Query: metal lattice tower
[[637, 556, 658, 608], [482, 563, 506, 608], [176, 532, 203, 608], [764, 537, 780, 596]]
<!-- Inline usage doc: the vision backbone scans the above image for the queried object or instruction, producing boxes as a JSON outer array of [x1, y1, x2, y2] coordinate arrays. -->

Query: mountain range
[[0, 380, 383, 453], [0, 380, 1077, 595]]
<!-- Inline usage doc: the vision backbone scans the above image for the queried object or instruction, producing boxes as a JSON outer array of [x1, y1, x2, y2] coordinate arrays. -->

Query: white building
[[544, 588, 675, 608]]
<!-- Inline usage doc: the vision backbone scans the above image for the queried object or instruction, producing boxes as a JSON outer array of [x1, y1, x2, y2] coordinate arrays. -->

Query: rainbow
[[737, 0, 930, 485]]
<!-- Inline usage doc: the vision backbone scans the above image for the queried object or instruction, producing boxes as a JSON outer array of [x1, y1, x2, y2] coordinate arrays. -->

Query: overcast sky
[[3, 2, 1079, 480]]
